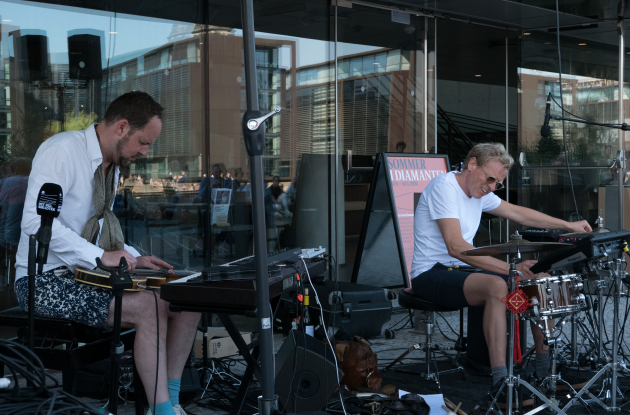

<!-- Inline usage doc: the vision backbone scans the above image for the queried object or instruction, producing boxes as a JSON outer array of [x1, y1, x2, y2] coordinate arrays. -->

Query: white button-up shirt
[[15, 124, 140, 282]]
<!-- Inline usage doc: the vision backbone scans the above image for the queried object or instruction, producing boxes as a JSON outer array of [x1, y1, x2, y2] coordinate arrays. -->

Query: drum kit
[[462, 224, 630, 415]]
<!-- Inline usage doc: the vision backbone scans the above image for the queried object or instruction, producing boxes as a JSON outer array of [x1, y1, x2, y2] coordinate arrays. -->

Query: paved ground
[[5, 293, 630, 414]]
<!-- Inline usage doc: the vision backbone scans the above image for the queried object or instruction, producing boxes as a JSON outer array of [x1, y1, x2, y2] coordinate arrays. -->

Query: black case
[[307, 281, 393, 339]]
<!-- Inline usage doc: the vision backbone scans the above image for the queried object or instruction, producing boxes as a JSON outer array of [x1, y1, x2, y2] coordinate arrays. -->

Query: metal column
[[618, 20, 625, 231]]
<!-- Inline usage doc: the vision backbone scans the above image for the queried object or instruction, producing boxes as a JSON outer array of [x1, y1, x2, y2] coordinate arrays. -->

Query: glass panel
[[336, 6, 435, 282], [0, 0, 336, 307], [518, 27, 623, 227]]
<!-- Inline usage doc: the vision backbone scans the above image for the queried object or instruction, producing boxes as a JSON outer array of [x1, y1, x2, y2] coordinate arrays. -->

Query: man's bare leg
[[106, 291, 198, 407], [463, 273, 509, 368], [166, 310, 200, 378]]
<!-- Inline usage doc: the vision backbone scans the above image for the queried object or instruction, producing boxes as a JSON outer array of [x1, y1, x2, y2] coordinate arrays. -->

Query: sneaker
[[173, 404, 187, 415], [488, 378, 535, 409]]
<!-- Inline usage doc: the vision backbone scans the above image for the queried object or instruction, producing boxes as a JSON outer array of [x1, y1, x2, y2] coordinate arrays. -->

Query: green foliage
[[44, 110, 99, 138]]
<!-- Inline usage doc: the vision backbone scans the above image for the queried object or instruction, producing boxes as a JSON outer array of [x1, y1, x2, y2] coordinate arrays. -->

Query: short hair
[[396, 141, 406, 150], [463, 143, 514, 170], [10, 157, 32, 176], [103, 91, 164, 132]]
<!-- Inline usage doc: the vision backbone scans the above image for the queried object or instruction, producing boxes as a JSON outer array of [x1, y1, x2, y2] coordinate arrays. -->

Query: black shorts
[[411, 263, 507, 309]]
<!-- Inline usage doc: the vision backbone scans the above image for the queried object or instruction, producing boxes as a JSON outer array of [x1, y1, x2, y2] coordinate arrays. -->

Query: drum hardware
[[562, 258, 627, 412], [463, 238, 572, 415]]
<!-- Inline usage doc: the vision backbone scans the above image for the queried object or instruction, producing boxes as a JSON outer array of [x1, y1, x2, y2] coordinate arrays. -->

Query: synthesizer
[[530, 229, 630, 273], [160, 256, 327, 313]]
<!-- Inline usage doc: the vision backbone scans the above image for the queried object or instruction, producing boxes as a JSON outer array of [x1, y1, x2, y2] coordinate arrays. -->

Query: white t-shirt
[[410, 171, 502, 277]]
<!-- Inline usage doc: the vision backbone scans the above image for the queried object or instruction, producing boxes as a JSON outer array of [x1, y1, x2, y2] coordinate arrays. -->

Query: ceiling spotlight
[[2, 20, 11, 22], [475, 75, 481, 77], [544, 42, 551, 45], [523, 32, 531, 35], [578, 43, 586, 46], [109, 31, 118, 34]]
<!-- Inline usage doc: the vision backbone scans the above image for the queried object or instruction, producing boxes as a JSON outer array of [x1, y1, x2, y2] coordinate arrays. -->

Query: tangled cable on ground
[[0, 338, 104, 415]]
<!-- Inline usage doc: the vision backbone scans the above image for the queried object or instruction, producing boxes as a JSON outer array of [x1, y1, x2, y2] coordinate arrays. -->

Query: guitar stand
[[96, 257, 133, 415]]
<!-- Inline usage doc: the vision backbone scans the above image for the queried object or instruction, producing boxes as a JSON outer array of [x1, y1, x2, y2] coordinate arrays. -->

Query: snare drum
[[519, 274, 586, 318]]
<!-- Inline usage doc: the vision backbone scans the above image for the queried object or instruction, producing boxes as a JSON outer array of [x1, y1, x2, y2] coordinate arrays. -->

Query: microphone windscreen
[[36, 183, 63, 218], [540, 124, 551, 138]]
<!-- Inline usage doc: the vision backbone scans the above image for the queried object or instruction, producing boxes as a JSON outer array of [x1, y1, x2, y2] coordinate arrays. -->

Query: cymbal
[[560, 228, 610, 238], [461, 239, 574, 256]]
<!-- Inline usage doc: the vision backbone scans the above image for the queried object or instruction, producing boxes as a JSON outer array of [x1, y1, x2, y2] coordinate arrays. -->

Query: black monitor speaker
[[68, 34, 103, 80], [275, 332, 342, 412], [16, 35, 49, 82]]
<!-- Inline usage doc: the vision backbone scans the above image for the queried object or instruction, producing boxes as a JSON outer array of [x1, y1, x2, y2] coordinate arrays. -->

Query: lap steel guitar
[[75, 267, 200, 291]]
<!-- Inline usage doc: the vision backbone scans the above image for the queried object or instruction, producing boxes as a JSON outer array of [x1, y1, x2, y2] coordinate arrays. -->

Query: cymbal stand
[[486, 251, 568, 415], [528, 315, 592, 413], [563, 258, 626, 412]]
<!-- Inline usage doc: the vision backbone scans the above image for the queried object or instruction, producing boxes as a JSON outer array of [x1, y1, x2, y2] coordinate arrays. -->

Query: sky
[[0, 0, 380, 69]]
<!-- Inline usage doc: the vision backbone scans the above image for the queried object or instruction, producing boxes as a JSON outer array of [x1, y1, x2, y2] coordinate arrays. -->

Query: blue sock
[[150, 400, 175, 415], [168, 379, 181, 406]]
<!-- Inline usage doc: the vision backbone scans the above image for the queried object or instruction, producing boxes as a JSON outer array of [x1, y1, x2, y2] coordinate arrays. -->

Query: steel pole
[[617, 19, 626, 230], [240, 1, 276, 413]]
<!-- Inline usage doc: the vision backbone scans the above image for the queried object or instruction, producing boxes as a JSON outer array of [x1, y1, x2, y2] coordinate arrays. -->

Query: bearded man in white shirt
[[410, 143, 591, 407], [14, 91, 198, 415]]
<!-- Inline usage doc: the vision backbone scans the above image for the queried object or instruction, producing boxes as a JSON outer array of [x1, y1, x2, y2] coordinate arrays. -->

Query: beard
[[115, 131, 137, 167]]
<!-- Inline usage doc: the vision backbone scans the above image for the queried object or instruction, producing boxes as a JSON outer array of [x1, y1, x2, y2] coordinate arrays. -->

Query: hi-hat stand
[[487, 248, 568, 415]]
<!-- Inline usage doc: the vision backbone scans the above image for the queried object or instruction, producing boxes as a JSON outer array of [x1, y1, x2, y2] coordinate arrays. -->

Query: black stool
[[384, 289, 470, 390]]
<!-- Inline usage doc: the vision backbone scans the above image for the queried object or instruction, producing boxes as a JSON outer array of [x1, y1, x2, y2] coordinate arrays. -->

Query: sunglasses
[[480, 166, 505, 191]]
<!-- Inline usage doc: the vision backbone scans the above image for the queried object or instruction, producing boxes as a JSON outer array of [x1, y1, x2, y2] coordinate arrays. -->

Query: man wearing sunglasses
[[410, 143, 591, 407]]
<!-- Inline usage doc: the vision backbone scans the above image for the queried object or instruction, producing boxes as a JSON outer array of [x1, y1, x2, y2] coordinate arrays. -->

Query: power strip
[[301, 247, 326, 258]]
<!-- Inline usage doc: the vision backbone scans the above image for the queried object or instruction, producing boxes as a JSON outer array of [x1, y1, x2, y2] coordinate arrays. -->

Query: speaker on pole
[[68, 33, 103, 80], [275, 333, 342, 412], [16, 34, 50, 82]]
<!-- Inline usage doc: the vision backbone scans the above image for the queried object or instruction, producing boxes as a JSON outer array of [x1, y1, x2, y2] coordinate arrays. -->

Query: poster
[[211, 188, 232, 225], [352, 153, 450, 288], [386, 155, 449, 279]]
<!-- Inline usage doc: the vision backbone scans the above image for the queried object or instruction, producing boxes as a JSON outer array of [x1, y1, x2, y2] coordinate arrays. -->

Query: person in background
[[396, 141, 407, 153], [278, 176, 298, 216], [194, 163, 233, 203]]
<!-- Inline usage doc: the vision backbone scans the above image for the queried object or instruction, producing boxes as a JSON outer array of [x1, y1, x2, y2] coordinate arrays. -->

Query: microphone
[[35, 183, 63, 273], [540, 93, 552, 138]]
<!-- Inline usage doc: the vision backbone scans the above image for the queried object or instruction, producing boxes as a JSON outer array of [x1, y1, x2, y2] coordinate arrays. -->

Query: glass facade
[[0, 0, 627, 307]]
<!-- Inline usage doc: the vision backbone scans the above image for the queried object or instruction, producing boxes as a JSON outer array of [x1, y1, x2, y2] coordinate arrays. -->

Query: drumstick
[[444, 397, 468, 415]]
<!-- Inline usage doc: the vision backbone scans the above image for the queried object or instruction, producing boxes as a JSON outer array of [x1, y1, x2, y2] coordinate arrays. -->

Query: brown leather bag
[[331, 336, 382, 391]]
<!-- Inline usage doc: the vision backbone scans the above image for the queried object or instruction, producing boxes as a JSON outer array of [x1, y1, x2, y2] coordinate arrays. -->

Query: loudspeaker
[[16, 35, 49, 82], [68, 34, 103, 80], [275, 332, 342, 412]]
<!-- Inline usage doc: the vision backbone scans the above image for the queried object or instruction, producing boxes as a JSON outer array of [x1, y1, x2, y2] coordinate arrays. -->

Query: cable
[[152, 289, 159, 411], [0, 338, 102, 414], [300, 256, 348, 415], [554, 0, 581, 221]]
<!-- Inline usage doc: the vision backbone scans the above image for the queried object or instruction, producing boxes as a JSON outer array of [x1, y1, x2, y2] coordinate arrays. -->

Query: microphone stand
[[27, 235, 37, 362], [241, 1, 282, 414], [95, 257, 132, 415]]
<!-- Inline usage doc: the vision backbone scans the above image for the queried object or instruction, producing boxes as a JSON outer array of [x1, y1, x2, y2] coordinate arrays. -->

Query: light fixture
[[578, 43, 586, 46], [81, 105, 84, 107], [475, 75, 481, 77], [523, 32, 531, 35], [544, 42, 551, 45], [109, 31, 118, 34], [2, 19, 11, 22], [373, 62, 379, 65], [44, 107, 47, 109]]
